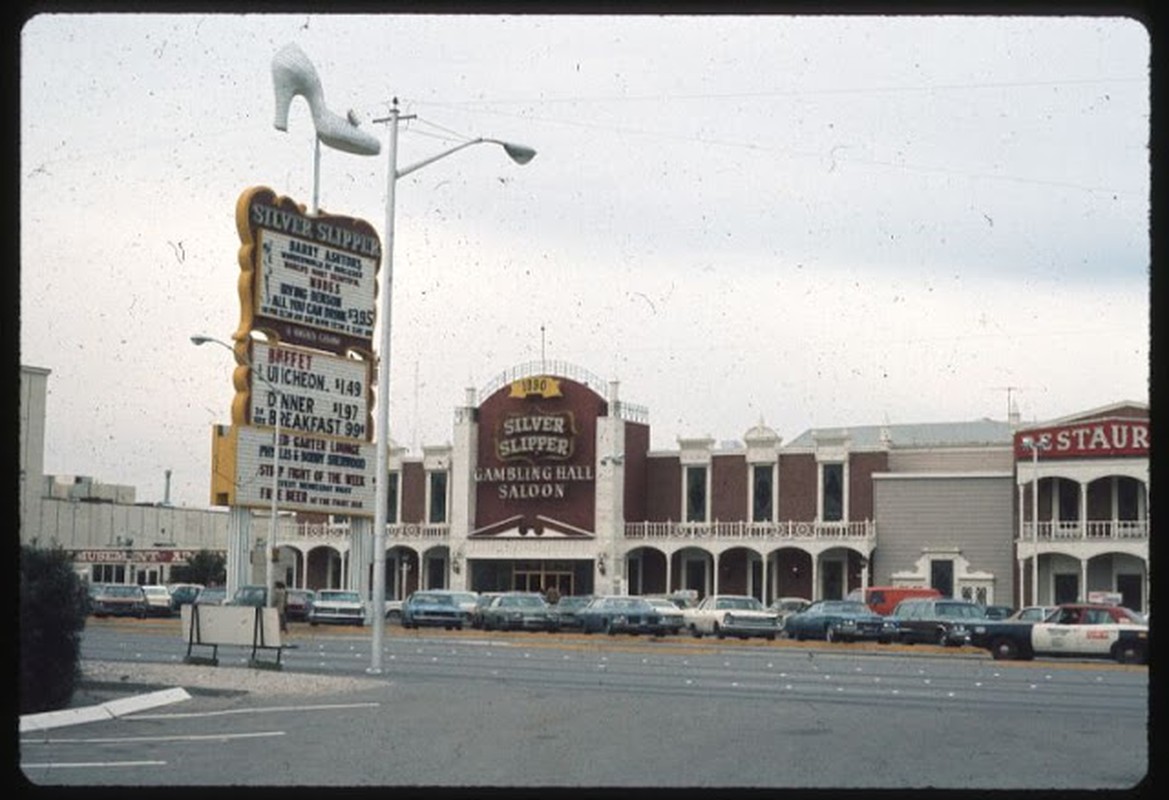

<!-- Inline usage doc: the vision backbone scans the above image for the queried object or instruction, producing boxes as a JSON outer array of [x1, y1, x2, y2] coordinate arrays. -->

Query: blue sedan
[[577, 596, 665, 635], [784, 600, 896, 643]]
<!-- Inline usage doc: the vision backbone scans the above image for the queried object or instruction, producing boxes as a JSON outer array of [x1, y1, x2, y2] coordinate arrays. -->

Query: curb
[[19, 687, 192, 733]]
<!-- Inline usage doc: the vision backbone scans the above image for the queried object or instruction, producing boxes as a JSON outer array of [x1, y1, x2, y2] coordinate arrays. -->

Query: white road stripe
[[126, 701, 380, 720], [22, 760, 168, 769], [24, 731, 285, 745]]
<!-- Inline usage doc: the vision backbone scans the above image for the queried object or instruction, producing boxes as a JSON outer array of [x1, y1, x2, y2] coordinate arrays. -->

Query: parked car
[[682, 594, 780, 640], [309, 589, 367, 626], [970, 603, 1148, 664], [384, 599, 403, 622], [228, 585, 268, 608], [141, 585, 175, 617], [784, 599, 897, 643], [1006, 605, 1058, 623], [769, 597, 812, 629], [981, 604, 1015, 620], [480, 592, 552, 632], [846, 585, 942, 616], [548, 595, 595, 631], [194, 586, 227, 606], [578, 596, 666, 635], [470, 592, 505, 629], [85, 582, 109, 615], [402, 590, 477, 630], [285, 589, 316, 622], [642, 597, 684, 634], [167, 583, 204, 613], [91, 584, 148, 618], [887, 598, 986, 646]]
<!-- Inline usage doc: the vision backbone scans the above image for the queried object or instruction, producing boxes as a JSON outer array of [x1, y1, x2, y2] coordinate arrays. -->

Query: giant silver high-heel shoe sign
[[272, 43, 380, 156]]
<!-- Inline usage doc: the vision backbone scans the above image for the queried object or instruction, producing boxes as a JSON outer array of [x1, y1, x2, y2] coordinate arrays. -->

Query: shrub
[[20, 544, 88, 714]]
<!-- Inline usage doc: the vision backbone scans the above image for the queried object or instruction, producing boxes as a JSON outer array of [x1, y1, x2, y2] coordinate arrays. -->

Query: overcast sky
[[20, 13, 1150, 509]]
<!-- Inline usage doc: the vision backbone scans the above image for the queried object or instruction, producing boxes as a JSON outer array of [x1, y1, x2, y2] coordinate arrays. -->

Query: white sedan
[[309, 590, 367, 626], [682, 594, 780, 640]]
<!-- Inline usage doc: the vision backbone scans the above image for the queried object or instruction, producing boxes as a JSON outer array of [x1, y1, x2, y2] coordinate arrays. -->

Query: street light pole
[[191, 335, 280, 609], [366, 99, 535, 674]]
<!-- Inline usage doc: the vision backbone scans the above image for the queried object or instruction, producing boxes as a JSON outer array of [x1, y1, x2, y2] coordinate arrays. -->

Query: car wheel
[[714, 622, 725, 640], [936, 628, 949, 647], [766, 633, 776, 641], [689, 624, 702, 639], [825, 626, 836, 643], [387, 610, 401, 624], [1113, 642, 1146, 665], [310, 620, 319, 627], [991, 637, 1019, 660], [604, 619, 616, 635]]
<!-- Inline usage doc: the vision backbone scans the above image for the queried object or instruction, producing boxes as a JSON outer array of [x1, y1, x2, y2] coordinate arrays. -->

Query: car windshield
[[557, 596, 592, 609], [820, 601, 868, 614], [452, 593, 478, 605], [503, 595, 545, 608], [937, 602, 984, 618], [144, 587, 169, 597], [717, 597, 763, 610], [319, 591, 360, 602], [413, 594, 453, 606], [107, 585, 141, 597]]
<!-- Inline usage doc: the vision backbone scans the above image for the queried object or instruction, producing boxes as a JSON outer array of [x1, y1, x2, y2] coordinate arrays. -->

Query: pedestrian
[[546, 585, 561, 605], [273, 581, 288, 632]]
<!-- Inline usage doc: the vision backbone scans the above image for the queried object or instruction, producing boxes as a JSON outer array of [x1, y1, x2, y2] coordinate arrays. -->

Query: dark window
[[1117, 478, 1141, 520], [930, 560, 954, 597], [822, 463, 843, 522], [686, 466, 706, 522], [429, 472, 448, 523], [386, 471, 399, 524], [1057, 479, 1079, 521], [752, 465, 773, 522]]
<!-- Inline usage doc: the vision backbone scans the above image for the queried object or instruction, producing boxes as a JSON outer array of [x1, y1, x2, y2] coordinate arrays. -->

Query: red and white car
[[970, 603, 1148, 664]]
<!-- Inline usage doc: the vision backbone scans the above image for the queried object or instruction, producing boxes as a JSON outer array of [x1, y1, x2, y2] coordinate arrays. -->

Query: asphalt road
[[20, 619, 1151, 789]]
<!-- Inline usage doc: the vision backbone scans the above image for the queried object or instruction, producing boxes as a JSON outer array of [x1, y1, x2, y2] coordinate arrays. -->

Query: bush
[[20, 544, 88, 714]]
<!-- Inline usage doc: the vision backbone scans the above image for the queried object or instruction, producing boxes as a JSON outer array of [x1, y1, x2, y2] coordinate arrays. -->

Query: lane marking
[[128, 701, 381, 720], [22, 760, 168, 769], [24, 731, 285, 745]]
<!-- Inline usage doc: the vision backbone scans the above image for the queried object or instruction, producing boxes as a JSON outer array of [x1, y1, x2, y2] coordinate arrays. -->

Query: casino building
[[19, 361, 1151, 613]]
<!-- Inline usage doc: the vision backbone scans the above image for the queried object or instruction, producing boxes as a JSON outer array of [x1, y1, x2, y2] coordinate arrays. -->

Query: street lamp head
[[500, 141, 537, 165], [190, 335, 213, 346]]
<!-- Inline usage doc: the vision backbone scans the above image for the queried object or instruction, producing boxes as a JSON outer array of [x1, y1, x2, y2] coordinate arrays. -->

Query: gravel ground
[[77, 659, 384, 699]]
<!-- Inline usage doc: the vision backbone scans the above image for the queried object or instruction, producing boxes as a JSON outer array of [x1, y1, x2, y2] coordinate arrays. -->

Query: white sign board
[[249, 341, 371, 441], [226, 425, 376, 516], [256, 228, 378, 345], [182, 604, 281, 647]]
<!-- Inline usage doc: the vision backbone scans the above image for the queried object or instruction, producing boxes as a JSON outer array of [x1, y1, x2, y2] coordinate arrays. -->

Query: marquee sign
[[70, 549, 202, 564], [236, 187, 381, 355], [1015, 418, 1149, 459], [209, 424, 376, 516], [243, 341, 372, 442], [496, 410, 577, 461]]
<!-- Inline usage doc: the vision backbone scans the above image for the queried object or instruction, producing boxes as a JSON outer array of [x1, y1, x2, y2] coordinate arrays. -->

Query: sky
[[19, 13, 1150, 509]]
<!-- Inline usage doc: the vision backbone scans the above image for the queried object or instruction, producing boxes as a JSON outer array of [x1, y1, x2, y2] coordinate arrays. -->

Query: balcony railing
[[1019, 519, 1149, 542], [623, 520, 875, 541], [292, 522, 451, 542]]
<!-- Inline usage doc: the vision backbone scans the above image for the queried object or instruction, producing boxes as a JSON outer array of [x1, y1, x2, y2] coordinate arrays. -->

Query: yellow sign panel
[[508, 376, 562, 399]]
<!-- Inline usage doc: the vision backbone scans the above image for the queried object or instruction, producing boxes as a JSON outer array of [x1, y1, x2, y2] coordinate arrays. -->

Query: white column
[[1079, 481, 1088, 540], [761, 552, 769, 605], [712, 552, 719, 596], [665, 551, 672, 595], [1080, 558, 1088, 603]]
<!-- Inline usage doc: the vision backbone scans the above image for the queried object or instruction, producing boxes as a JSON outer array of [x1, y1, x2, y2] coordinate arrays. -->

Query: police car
[[969, 603, 1148, 664]]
